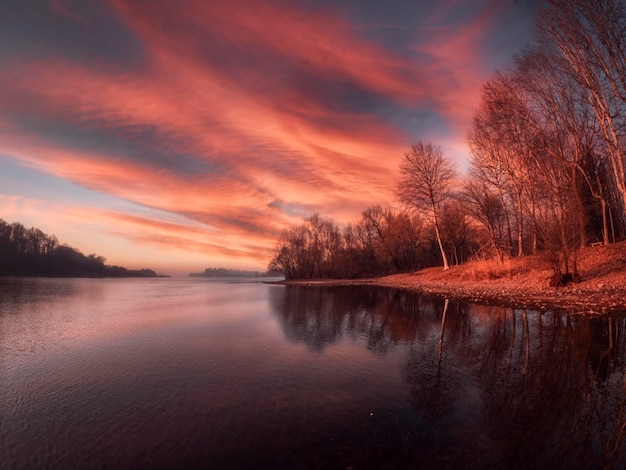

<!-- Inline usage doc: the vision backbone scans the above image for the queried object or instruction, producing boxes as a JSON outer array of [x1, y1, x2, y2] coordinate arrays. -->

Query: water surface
[[1, 277, 625, 468]]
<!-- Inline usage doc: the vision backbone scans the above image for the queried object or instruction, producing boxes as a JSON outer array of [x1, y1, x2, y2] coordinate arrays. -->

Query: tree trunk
[[432, 208, 450, 270], [497, 185, 513, 255], [571, 166, 587, 248], [531, 196, 538, 255], [516, 189, 524, 257], [433, 222, 449, 270], [601, 198, 610, 245]]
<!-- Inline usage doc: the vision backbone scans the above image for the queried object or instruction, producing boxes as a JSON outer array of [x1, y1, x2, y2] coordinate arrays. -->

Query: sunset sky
[[0, 0, 539, 274]]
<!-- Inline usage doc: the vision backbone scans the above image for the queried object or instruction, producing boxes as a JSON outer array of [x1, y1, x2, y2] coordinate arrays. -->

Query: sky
[[0, 0, 539, 274]]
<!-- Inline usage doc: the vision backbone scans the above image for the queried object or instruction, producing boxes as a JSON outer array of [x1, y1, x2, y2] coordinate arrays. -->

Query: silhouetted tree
[[0, 218, 158, 277]]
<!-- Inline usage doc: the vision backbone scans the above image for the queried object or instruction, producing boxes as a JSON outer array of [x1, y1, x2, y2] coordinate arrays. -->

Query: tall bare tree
[[538, 0, 626, 217], [398, 141, 456, 270], [468, 127, 514, 255], [472, 73, 536, 257], [515, 46, 609, 246]]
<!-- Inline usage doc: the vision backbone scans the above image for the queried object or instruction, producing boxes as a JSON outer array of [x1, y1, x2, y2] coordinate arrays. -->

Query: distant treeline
[[0, 219, 160, 277], [189, 267, 267, 277]]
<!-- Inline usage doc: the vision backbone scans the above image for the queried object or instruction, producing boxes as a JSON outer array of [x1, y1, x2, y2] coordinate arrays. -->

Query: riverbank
[[278, 241, 626, 314]]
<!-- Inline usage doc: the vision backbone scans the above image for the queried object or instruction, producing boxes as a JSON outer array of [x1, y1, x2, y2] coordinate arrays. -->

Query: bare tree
[[515, 46, 609, 247], [398, 141, 456, 270], [468, 127, 514, 255], [361, 205, 425, 272], [440, 200, 473, 266], [538, 0, 626, 218], [462, 178, 509, 261], [471, 74, 535, 257]]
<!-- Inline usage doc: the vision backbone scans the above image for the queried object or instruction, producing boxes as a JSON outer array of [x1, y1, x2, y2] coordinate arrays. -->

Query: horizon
[[0, 0, 539, 273]]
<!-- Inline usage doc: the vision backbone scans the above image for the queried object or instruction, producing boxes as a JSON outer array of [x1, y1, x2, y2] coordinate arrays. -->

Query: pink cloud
[[0, 0, 529, 268], [412, 1, 522, 140], [111, 0, 427, 103], [0, 25, 408, 224]]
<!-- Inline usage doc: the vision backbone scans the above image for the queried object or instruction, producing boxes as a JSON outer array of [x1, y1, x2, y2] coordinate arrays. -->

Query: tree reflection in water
[[271, 286, 420, 353], [270, 285, 626, 468]]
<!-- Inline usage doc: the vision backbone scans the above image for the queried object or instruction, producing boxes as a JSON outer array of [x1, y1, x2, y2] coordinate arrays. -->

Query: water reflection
[[0, 277, 79, 308], [271, 285, 626, 468], [3, 280, 626, 469], [473, 310, 626, 469], [270, 286, 422, 353]]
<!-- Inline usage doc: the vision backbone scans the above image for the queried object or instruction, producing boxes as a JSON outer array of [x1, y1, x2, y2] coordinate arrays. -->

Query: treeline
[[0, 219, 160, 277], [464, 0, 626, 280], [189, 267, 265, 277], [269, 0, 626, 282], [267, 207, 473, 279]]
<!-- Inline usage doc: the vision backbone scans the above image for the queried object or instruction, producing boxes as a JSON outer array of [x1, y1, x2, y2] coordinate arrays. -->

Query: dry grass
[[373, 240, 626, 312], [401, 241, 626, 290], [458, 257, 519, 281], [452, 240, 626, 285], [284, 240, 626, 312], [456, 253, 547, 282]]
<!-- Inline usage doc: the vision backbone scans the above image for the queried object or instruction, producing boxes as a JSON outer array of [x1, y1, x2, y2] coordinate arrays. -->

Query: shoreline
[[275, 275, 626, 314], [273, 258, 626, 315]]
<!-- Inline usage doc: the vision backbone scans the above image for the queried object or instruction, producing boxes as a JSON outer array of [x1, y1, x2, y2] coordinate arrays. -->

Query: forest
[[0, 218, 159, 277], [268, 0, 626, 282]]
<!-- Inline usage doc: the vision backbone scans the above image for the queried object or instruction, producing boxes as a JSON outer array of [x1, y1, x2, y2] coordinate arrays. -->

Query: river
[[1, 277, 625, 469]]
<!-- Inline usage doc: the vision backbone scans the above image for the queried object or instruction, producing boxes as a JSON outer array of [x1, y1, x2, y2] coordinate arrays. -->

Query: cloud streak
[[0, 0, 537, 270]]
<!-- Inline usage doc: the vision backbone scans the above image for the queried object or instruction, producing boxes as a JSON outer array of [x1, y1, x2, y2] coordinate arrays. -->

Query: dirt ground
[[280, 241, 626, 314]]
